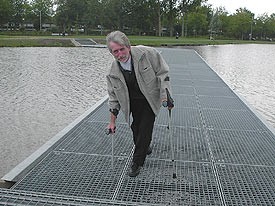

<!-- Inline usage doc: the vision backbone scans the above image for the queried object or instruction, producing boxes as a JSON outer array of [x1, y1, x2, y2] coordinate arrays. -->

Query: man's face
[[109, 41, 131, 63]]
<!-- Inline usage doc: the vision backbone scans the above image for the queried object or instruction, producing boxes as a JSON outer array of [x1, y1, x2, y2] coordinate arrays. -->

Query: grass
[[0, 34, 274, 47], [0, 36, 74, 47]]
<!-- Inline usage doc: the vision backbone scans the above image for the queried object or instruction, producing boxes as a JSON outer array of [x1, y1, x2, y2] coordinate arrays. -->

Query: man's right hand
[[106, 123, 116, 135]]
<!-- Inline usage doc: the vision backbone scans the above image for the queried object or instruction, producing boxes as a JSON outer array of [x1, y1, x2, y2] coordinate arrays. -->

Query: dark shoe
[[129, 162, 142, 177], [147, 146, 152, 155]]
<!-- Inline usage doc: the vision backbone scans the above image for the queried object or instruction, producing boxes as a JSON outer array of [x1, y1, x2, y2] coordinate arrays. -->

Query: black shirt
[[118, 59, 145, 100]]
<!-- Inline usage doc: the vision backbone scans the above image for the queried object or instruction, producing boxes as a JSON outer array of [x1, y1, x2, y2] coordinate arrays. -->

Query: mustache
[[117, 55, 129, 62], [118, 55, 127, 60]]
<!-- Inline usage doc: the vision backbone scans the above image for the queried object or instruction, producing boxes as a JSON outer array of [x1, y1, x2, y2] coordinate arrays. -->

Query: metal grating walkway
[[1, 48, 275, 205]]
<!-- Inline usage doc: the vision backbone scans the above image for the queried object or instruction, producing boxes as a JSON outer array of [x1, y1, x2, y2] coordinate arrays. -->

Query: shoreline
[[1, 35, 275, 47]]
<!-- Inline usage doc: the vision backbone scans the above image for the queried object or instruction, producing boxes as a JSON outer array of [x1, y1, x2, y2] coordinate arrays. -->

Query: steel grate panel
[[12, 152, 127, 199], [217, 164, 275, 205], [172, 79, 193, 86], [156, 107, 203, 128], [172, 85, 195, 95], [116, 160, 222, 205], [170, 71, 190, 76], [173, 94, 197, 109], [190, 70, 218, 76], [168, 64, 191, 70], [193, 80, 227, 88], [0, 189, 151, 206], [191, 74, 221, 81], [202, 109, 269, 131], [199, 96, 248, 110], [170, 71, 191, 78], [208, 129, 275, 165], [196, 86, 236, 97], [151, 125, 210, 162], [172, 78, 193, 86], [188, 62, 212, 70], [55, 121, 133, 156]]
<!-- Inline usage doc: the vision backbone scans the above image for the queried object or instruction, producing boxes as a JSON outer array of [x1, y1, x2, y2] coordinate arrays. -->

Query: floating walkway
[[72, 38, 107, 48], [1, 48, 275, 205]]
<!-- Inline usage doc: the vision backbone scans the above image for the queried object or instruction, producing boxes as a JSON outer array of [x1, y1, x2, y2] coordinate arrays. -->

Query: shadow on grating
[[208, 129, 275, 165], [116, 160, 222, 205], [216, 164, 275, 206]]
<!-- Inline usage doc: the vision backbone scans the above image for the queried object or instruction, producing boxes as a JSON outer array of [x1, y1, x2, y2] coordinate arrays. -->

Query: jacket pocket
[[141, 66, 155, 84]]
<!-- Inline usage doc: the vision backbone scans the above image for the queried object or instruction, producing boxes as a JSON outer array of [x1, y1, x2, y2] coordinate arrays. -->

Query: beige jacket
[[106, 46, 172, 124]]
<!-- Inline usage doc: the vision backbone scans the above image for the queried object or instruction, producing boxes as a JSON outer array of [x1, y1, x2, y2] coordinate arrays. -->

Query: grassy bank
[[92, 35, 275, 47], [0, 36, 74, 47], [0, 35, 274, 47]]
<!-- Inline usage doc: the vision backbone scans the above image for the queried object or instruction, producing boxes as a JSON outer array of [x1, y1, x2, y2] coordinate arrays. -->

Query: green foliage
[[1, 0, 275, 41], [0, 0, 13, 25]]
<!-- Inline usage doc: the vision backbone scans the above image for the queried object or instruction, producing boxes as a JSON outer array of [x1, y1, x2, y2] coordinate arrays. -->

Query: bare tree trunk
[[158, 1, 161, 36], [181, 14, 184, 37]]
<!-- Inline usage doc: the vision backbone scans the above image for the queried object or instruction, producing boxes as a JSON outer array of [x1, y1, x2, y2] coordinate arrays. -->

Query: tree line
[[1, 0, 275, 40]]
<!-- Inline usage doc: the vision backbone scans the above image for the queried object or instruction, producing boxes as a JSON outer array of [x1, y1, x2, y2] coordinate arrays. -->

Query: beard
[[117, 54, 130, 63]]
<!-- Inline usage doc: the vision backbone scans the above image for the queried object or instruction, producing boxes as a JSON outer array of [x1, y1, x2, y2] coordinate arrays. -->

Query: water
[[0, 45, 274, 178], [192, 44, 275, 128], [0, 47, 113, 177]]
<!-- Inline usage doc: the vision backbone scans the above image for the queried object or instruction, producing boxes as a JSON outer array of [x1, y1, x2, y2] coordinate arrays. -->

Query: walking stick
[[168, 108, 176, 178], [164, 88, 176, 178], [106, 128, 116, 170]]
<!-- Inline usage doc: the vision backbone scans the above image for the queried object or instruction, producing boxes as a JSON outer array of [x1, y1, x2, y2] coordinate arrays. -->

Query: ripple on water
[[0, 47, 113, 177], [193, 44, 275, 128]]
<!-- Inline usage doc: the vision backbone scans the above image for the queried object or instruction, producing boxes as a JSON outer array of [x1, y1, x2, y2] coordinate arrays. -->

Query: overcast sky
[[206, 0, 275, 16]]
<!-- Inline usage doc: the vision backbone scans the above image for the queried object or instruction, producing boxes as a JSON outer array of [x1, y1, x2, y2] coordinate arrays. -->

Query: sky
[[206, 0, 275, 16]]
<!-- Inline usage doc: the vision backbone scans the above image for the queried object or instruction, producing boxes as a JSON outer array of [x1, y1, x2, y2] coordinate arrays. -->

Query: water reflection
[[193, 44, 275, 128]]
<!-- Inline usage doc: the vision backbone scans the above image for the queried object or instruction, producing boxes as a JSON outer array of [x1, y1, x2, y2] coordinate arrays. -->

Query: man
[[106, 31, 173, 177]]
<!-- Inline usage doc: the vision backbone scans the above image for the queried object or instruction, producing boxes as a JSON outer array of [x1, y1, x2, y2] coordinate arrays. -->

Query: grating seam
[[112, 146, 134, 200], [193, 82, 227, 206]]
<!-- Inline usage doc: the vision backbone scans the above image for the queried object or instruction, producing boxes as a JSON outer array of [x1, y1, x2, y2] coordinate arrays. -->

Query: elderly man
[[106, 31, 173, 177]]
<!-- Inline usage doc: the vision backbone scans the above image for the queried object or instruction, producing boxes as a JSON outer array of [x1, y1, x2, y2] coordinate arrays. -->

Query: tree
[[0, 0, 13, 25], [55, 0, 88, 33], [179, 0, 206, 36], [187, 6, 208, 36], [209, 7, 228, 38], [162, 0, 179, 36], [228, 8, 254, 40], [10, 0, 29, 28], [30, 0, 54, 30]]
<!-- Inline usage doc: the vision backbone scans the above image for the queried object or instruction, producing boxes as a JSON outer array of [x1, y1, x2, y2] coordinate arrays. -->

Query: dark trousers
[[130, 98, 155, 166]]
